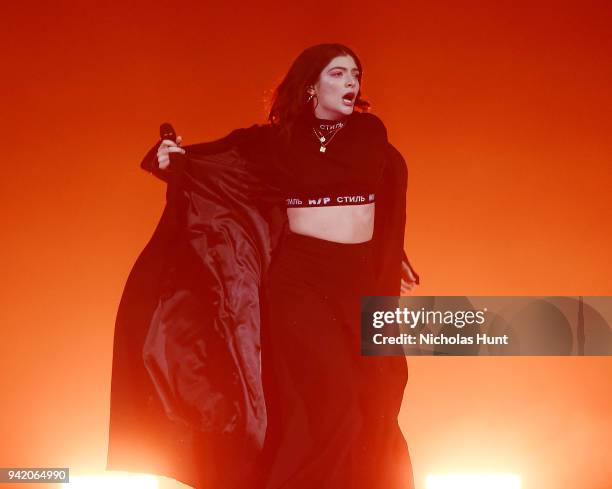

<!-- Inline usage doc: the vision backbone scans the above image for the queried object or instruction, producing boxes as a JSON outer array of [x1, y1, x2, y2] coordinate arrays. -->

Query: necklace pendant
[[320, 145, 326, 153], [320, 136, 326, 143]]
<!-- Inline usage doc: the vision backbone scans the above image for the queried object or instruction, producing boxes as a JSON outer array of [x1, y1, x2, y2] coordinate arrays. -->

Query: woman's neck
[[304, 110, 350, 126]]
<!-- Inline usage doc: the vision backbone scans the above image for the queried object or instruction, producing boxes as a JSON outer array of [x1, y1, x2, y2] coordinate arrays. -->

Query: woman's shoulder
[[351, 112, 407, 175], [352, 111, 388, 141]]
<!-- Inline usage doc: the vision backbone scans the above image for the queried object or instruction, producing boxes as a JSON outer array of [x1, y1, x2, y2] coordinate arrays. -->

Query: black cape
[[106, 124, 412, 488]]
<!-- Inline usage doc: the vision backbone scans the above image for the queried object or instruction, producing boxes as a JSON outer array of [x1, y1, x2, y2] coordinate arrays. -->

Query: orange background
[[1, 2, 611, 488]]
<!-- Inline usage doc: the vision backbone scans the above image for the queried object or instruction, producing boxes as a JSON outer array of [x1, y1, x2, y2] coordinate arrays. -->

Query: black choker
[[303, 111, 348, 130], [317, 120, 345, 131]]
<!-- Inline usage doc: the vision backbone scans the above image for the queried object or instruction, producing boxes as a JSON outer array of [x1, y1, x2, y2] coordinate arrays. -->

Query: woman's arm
[[139, 124, 274, 183], [401, 250, 420, 293]]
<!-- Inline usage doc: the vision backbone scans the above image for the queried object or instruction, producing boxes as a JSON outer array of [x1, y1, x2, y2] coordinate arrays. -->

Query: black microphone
[[140, 122, 182, 176], [160, 122, 177, 143]]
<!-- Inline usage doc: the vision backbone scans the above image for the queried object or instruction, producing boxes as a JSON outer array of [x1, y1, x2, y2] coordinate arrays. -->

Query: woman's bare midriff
[[287, 202, 375, 243]]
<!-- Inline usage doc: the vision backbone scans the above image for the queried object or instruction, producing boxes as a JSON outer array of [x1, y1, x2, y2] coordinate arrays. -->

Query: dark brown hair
[[268, 43, 370, 141]]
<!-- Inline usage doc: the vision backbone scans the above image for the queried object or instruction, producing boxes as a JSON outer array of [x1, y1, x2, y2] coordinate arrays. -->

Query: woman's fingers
[[157, 138, 186, 168], [160, 138, 184, 147], [163, 136, 183, 144], [400, 260, 418, 294], [159, 139, 185, 151], [401, 281, 413, 290], [400, 278, 416, 294], [401, 260, 418, 284]]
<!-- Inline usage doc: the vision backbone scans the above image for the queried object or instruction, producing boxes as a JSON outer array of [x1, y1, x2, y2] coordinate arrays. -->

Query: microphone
[[140, 122, 183, 177], [159, 122, 177, 143]]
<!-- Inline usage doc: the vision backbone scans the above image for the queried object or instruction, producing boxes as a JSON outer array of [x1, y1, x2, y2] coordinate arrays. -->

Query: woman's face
[[310, 54, 360, 120]]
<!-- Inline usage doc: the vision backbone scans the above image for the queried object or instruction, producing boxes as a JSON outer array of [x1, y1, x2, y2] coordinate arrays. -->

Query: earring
[[307, 93, 314, 103]]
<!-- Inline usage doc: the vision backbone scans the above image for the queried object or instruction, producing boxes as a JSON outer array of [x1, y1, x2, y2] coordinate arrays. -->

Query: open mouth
[[342, 92, 356, 103]]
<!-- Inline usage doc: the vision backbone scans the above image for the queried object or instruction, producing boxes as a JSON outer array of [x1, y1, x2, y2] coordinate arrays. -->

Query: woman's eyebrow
[[327, 66, 360, 72]]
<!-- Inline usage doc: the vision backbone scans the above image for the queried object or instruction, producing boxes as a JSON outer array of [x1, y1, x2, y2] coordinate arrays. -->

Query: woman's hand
[[157, 136, 185, 170], [400, 259, 419, 294]]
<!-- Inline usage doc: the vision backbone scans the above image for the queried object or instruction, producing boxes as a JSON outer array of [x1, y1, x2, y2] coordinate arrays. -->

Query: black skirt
[[258, 230, 413, 489]]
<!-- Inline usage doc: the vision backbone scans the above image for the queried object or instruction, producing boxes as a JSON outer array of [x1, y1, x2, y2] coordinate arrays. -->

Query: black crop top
[[280, 111, 388, 208], [226, 111, 389, 209]]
